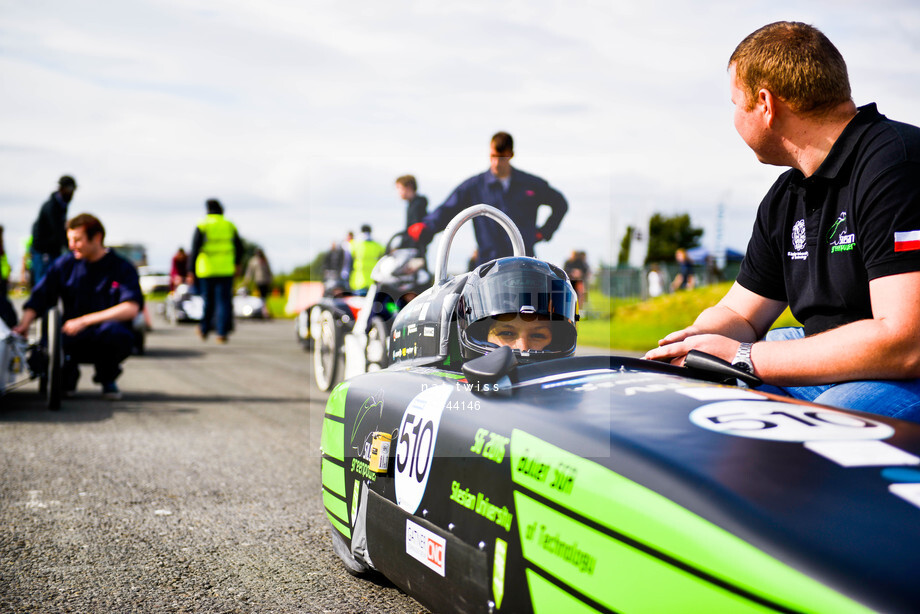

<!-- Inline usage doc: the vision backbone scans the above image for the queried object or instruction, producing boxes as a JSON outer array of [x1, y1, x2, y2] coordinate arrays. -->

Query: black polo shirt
[[737, 104, 920, 336]]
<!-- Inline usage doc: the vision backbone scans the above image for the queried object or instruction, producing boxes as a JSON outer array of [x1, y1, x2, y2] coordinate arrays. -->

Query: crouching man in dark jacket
[[14, 213, 143, 400]]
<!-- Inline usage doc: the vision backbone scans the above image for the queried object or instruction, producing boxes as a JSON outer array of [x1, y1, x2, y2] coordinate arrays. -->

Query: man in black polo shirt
[[645, 21, 920, 423]]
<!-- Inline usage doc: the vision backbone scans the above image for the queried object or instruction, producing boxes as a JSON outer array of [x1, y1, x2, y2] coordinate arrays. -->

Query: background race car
[[164, 284, 266, 324]]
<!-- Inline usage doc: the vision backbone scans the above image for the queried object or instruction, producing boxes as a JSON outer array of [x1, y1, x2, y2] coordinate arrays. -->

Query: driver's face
[[487, 314, 552, 351]]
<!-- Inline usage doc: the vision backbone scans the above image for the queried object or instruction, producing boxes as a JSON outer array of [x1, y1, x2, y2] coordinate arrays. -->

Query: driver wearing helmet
[[457, 257, 577, 364], [484, 313, 554, 352]]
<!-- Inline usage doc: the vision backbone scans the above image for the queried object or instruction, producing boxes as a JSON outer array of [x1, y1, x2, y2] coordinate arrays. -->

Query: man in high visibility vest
[[348, 224, 384, 293], [188, 199, 243, 343]]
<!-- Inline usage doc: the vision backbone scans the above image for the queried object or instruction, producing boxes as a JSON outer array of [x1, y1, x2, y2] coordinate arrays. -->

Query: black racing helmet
[[456, 257, 578, 363]]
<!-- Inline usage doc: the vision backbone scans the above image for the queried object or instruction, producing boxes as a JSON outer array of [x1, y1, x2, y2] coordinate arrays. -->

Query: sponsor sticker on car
[[405, 519, 445, 576]]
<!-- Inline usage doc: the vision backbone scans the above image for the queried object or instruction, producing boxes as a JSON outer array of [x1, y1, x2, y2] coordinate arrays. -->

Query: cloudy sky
[[2, 0, 919, 276]]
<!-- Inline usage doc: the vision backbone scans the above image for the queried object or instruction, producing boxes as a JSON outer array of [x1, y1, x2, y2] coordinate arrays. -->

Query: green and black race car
[[320, 206, 920, 614]]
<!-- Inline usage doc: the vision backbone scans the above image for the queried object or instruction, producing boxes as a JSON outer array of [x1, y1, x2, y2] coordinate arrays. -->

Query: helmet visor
[[461, 273, 577, 326]]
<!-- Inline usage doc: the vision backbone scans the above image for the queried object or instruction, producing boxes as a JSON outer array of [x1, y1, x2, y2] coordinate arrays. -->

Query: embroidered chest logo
[[787, 219, 808, 261], [827, 212, 856, 253]]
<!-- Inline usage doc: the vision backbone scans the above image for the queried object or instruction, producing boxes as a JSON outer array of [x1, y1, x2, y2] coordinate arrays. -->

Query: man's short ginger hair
[[729, 21, 851, 116], [67, 213, 105, 242], [396, 175, 417, 191]]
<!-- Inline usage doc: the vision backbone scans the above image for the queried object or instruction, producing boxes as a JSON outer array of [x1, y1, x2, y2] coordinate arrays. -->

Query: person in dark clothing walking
[[30, 175, 77, 287]]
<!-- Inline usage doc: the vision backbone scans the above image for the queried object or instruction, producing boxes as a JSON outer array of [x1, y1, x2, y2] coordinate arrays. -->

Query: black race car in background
[[320, 206, 920, 614], [304, 232, 431, 391], [164, 284, 266, 324]]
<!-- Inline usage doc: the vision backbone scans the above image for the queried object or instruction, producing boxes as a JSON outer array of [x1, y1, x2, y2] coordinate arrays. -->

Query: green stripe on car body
[[321, 418, 345, 462], [516, 492, 777, 613], [323, 488, 349, 526], [351, 479, 360, 525], [492, 537, 507, 610], [322, 382, 352, 541], [322, 458, 346, 498], [525, 569, 602, 614], [325, 381, 349, 418], [326, 511, 351, 539], [320, 382, 348, 461], [510, 429, 872, 614]]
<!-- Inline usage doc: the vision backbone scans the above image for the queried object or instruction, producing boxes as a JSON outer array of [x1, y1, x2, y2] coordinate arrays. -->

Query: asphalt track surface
[[0, 317, 429, 614]]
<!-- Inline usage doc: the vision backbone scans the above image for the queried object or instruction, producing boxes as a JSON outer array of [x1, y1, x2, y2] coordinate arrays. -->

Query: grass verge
[[578, 282, 801, 351]]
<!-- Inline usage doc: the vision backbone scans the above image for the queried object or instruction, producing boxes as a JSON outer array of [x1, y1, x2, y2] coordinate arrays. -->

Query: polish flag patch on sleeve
[[894, 231, 920, 252]]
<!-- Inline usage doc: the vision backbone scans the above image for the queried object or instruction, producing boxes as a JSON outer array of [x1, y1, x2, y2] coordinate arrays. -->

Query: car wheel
[[329, 525, 371, 577], [313, 309, 341, 392], [45, 307, 63, 410], [365, 316, 389, 372]]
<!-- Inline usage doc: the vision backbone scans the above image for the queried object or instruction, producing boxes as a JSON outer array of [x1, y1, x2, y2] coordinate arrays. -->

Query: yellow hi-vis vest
[[349, 238, 385, 291], [195, 214, 237, 278]]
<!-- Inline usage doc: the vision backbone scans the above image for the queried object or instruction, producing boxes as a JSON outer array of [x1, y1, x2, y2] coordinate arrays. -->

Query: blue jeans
[[756, 327, 920, 423], [30, 249, 54, 288], [198, 276, 233, 337]]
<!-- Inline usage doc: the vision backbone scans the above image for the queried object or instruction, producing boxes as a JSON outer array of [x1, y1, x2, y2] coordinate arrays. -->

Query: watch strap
[[732, 342, 754, 373]]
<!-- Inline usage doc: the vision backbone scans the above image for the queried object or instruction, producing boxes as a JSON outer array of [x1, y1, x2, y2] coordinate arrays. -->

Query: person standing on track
[[188, 199, 244, 344], [396, 174, 428, 229], [29, 175, 77, 287], [408, 132, 568, 267], [348, 224, 384, 294]]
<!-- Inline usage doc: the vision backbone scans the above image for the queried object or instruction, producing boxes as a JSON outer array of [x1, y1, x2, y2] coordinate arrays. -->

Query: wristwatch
[[732, 342, 754, 374]]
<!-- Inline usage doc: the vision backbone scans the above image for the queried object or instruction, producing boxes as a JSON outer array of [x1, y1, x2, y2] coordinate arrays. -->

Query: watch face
[[733, 361, 753, 374]]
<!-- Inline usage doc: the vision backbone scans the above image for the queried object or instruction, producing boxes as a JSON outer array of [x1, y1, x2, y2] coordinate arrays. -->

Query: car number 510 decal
[[689, 400, 895, 442], [396, 385, 453, 514]]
